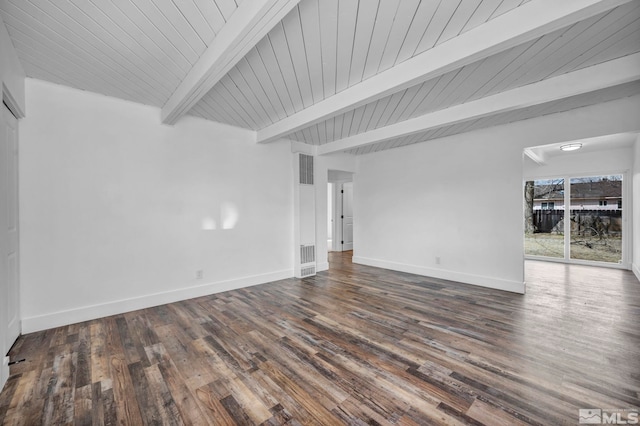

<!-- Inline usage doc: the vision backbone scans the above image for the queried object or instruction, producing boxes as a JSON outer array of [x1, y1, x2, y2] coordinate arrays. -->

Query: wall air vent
[[300, 266, 316, 277], [299, 154, 314, 185], [300, 245, 315, 264]]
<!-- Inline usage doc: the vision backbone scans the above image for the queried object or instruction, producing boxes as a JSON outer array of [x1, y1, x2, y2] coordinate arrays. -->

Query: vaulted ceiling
[[1, 0, 639, 155]]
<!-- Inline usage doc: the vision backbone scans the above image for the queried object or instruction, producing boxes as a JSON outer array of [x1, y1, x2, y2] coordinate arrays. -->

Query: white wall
[[634, 135, 640, 281], [353, 95, 640, 293], [0, 16, 24, 392], [354, 129, 526, 293], [19, 79, 294, 332]]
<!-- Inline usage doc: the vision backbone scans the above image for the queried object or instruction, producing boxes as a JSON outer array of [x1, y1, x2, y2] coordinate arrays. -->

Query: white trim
[[523, 148, 546, 165], [633, 263, 640, 282], [22, 269, 293, 333], [291, 140, 317, 155], [0, 357, 8, 394], [2, 83, 25, 119], [353, 256, 525, 294]]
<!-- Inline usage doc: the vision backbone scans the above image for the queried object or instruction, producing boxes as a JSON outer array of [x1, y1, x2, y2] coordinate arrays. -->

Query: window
[[525, 175, 623, 264], [570, 176, 622, 263], [524, 179, 564, 259]]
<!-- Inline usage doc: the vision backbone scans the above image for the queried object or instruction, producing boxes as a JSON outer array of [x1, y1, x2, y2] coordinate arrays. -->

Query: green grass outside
[[524, 233, 622, 263]]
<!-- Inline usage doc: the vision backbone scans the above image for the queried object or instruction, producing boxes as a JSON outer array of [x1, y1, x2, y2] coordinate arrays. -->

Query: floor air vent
[[300, 266, 316, 277], [299, 245, 316, 277]]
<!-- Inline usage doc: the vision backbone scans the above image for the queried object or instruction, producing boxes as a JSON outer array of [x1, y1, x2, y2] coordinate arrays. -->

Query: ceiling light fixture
[[560, 143, 582, 152]]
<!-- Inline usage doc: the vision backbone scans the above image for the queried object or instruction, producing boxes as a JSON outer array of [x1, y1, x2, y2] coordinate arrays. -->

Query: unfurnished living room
[[1, 0, 639, 425]]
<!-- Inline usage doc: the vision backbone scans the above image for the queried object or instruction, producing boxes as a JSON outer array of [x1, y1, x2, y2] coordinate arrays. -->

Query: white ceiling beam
[[316, 53, 640, 155], [161, 0, 300, 125], [257, 0, 633, 144]]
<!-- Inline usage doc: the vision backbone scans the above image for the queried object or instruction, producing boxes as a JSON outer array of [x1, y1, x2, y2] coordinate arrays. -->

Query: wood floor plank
[[0, 374, 18, 424], [154, 323, 214, 388], [104, 316, 145, 425], [144, 362, 184, 426], [194, 383, 242, 426], [128, 360, 163, 425], [73, 384, 92, 425], [115, 316, 145, 367], [2, 252, 639, 424], [156, 356, 213, 426], [248, 367, 319, 424], [89, 322, 109, 385], [466, 398, 532, 426]]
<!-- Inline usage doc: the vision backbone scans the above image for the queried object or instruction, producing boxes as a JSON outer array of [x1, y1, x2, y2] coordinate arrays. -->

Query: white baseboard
[[22, 269, 293, 333], [0, 357, 8, 393], [633, 263, 640, 283], [353, 256, 525, 294]]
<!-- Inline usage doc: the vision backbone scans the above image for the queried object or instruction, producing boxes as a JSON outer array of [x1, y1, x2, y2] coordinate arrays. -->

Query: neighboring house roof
[[533, 180, 622, 201], [571, 180, 622, 199]]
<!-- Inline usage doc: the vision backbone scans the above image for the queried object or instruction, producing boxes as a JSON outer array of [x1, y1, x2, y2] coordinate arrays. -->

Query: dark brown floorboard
[[1, 252, 639, 425]]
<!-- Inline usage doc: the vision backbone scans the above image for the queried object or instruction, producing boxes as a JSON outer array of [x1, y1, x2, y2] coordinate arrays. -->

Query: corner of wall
[[316, 262, 329, 273]]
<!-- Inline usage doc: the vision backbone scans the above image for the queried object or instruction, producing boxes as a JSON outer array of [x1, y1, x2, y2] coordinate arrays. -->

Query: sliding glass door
[[524, 174, 623, 265], [524, 179, 565, 258], [569, 175, 622, 263]]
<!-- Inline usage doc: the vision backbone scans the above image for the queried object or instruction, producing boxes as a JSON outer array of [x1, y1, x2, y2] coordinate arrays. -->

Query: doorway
[[1, 102, 20, 387], [341, 182, 354, 251], [328, 170, 354, 253]]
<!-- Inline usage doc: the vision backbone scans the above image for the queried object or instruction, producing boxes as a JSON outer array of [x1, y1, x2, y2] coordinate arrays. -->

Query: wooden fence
[[533, 209, 563, 233], [533, 209, 622, 234]]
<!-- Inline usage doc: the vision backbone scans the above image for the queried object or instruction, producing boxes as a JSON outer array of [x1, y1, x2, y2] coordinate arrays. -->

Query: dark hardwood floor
[[1, 252, 639, 425]]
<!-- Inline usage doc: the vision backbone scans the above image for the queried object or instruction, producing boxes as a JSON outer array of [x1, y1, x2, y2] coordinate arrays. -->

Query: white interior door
[[341, 182, 353, 251], [2, 104, 20, 363]]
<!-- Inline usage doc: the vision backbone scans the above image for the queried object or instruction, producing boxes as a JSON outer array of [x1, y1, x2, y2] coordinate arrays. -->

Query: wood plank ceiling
[[1, 0, 639, 155]]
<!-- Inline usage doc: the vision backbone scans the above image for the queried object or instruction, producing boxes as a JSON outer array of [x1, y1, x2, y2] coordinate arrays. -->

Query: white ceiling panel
[[287, 2, 640, 146], [192, 0, 537, 129], [0, 0, 241, 107], [346, 80, 640, 155], [1, 0, 636, 156]]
